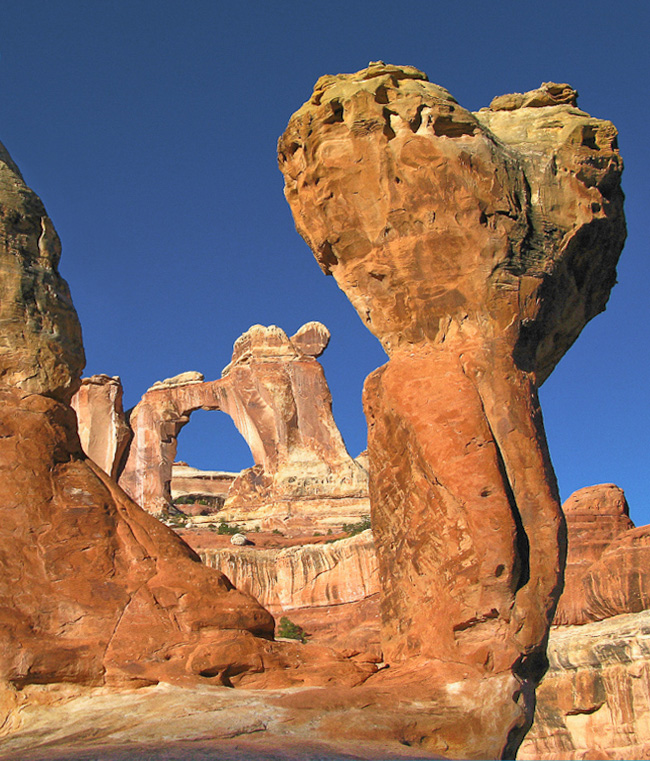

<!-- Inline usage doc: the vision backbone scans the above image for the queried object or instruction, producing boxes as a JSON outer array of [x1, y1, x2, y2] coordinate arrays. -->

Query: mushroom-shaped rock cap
[[278, 64, 625, 383], [291, 321, 331, 357]]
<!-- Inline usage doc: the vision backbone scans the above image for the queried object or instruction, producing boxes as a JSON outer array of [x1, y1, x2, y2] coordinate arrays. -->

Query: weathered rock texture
[[520, 610, 650, 760], [0, 141, 84, 402], [201, 531, 381, 653], [170, 463, 237, 506], [71, 374, 132, 479], [279, 63, 625, 756], [554, 484, 637, 626], [521, 485, 650, 759], [119, 322, 368, 529]]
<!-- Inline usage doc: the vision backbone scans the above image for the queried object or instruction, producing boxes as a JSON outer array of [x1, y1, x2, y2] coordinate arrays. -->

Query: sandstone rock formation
[[279, 63, 625, 756], [521, 485, 650, 759], [119, 322, 368, 530], [0, 141, 374, 737], [519, 609, 650, 761], [71, 374, 132, 479], [554, 484, 636, 626], [0, 140, 84, 402], [201, 530, 380, 653]]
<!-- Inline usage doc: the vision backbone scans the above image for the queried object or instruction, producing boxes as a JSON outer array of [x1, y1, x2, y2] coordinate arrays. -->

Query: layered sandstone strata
[[119, 322, 368, 527], [279, 64, 625, 756], [522, 485, 650, 759], [201, 531, 381, 652]]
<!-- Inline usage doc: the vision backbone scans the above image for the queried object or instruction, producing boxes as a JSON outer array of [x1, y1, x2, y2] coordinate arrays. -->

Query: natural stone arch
[[116, 322, 367, 518]]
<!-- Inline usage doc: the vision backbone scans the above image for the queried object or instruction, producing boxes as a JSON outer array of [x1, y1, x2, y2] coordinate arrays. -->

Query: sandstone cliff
[[522, 485, 650, 759], [520, 610, 650, 760], [201, 531, 380, 653], [0, 140, 374, 737], [279, 64, 625, 757]]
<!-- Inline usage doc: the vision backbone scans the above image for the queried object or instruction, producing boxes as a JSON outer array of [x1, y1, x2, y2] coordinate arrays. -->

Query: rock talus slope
[[279, 64, 625, 756]]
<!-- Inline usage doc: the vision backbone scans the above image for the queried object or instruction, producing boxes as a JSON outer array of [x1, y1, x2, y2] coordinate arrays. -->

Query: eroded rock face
[[554, 484, 636, 625], [279, 63, 625, 756], [0, 146, 373, 733], [523, 485, 650, 758], [0, 141, 84, 402], [71, 374, 132, 479], [119, 322, 368, 524], [519, 610, 650, 761], [201, 531, 380, 653]]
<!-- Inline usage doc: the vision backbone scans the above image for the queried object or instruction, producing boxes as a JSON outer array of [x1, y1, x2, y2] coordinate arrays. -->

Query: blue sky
[[2, 1, 648, 522]]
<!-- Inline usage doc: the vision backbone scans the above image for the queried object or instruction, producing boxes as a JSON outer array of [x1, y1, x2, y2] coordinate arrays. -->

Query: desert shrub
[[271, 528, 284, 536], [277, 616, 307, 643], [342, 516, 371, 536], [217, 522, 242, 535]]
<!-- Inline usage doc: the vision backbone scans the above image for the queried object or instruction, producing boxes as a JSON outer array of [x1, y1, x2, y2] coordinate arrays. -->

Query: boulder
[[279, 62, 625, 756]]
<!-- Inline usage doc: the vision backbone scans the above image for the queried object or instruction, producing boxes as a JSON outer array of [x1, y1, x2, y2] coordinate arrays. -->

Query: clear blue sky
[[2, 2, 648, 522]]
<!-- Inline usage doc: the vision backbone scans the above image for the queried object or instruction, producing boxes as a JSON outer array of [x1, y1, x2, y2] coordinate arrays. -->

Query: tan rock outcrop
[[279, 63, 625, 756], [71, 374, 132, 479], [119, 322, 368, 528], [0, 141, 84, 402], [519, 610, 650, 760]]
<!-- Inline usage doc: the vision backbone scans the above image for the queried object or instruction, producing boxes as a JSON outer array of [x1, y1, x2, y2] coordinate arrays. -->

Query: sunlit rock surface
[[118, 322, 368, 529], [279, 63, 625, 757]]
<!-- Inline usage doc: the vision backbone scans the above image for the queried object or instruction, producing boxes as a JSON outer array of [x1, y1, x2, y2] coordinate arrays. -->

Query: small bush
[[217, 522, 242, 535], [277, 616, 307, 643], [272, 528, 284, 536], [342, 516, 371, 536]]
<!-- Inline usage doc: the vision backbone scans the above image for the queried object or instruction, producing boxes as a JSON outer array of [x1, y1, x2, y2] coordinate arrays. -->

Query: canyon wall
[[521, 484, 650, 760], [201, 531, 380, 654], [279, 64, 625, 756], [0, 139, 374, 736]]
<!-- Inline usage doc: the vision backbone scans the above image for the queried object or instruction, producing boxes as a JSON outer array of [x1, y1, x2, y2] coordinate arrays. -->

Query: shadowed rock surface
[[0, 141, 84, 402], [279, 63, 625, 757]]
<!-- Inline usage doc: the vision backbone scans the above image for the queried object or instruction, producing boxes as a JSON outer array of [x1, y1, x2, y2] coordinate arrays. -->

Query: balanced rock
[[279, 63, 625, 757]]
